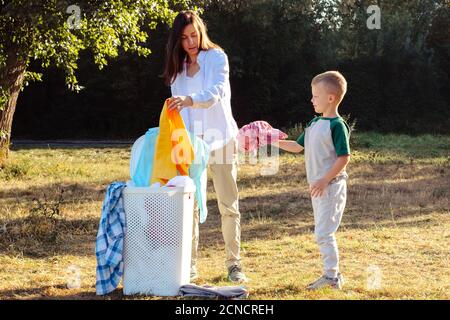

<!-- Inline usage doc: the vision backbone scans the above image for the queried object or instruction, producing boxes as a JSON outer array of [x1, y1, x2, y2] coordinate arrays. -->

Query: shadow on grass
[[200, 207, 442, 252], [200, 174, 448, 248], [0, 174, 447, 258], [0, 182, 109, 205], [0, 216, 99, 258]]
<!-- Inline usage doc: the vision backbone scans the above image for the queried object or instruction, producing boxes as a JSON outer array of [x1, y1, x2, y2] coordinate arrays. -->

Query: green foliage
[[196, 0, 449, 133], [7, 0, 450, 139], [0, 0, 192, 91], [201, 0, 320, 126], [22, 71, 43, 90]]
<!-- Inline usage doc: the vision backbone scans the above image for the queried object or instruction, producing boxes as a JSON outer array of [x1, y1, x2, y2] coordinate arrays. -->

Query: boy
[[274, 71, 351, 290]]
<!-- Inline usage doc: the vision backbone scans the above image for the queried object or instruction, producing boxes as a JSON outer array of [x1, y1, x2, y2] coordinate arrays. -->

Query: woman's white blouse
[[183, 69, 205, 135], [171, 48, 239, 151]]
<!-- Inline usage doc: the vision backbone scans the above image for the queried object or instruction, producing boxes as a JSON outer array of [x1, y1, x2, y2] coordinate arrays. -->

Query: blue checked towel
[[95, 181, 127, 295]]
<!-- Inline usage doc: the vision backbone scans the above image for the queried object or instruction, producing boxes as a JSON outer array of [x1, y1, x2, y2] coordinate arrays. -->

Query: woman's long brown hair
[[163, 10, 221, 86]]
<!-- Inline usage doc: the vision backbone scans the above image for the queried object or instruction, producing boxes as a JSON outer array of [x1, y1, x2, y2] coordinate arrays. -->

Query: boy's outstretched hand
[[310, 178, 329, 198], [273, 140, 304, 153]]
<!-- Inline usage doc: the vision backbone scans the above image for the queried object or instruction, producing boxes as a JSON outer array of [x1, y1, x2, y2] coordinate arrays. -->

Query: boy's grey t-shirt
[[297, 116, 350, 184]]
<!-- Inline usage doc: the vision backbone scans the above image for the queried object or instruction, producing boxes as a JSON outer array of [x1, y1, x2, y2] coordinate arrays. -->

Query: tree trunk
[[0, 51, 27, 166]]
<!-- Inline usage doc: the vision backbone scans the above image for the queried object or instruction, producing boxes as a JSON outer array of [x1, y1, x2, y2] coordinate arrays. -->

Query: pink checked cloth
[[237, 121, 288, 153]]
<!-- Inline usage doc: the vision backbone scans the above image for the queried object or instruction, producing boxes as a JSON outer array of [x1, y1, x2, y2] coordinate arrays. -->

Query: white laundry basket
[[122, 185, 195, 296]]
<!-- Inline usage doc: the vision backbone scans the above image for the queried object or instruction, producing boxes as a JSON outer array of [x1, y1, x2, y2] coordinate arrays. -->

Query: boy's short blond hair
[[312, 71, 347, 104]]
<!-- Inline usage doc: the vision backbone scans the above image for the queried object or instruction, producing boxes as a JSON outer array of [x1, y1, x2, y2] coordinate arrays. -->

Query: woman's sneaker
[[227, 265, 248, 283], [306, 274, 343, 290]]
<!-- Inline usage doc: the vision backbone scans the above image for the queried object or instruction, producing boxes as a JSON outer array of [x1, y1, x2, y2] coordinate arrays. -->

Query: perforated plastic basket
[[122, 185, 195, 296]]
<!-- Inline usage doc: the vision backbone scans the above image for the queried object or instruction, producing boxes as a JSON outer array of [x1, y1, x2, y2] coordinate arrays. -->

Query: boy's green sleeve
[[296, 133, 305, 147], [331, 119, 351, 156]]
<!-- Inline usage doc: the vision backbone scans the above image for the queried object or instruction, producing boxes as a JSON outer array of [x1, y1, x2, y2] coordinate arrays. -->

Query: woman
[[163, 10, 247, 283]]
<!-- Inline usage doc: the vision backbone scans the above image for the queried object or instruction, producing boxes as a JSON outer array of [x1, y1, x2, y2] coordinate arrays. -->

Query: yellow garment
[[151, 99, 194, 185]]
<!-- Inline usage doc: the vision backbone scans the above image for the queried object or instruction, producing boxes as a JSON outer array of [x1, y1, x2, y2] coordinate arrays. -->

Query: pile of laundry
[[95, 99, 209, 296], [128, 106, 209, 222]]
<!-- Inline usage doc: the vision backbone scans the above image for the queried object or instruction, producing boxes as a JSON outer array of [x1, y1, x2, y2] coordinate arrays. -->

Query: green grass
[[351, 132, 450, 163], [0, 133, 449, 300]]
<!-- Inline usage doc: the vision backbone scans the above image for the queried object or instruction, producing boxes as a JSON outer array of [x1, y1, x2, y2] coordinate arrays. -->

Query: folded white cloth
[[179, 284, 249, 299]]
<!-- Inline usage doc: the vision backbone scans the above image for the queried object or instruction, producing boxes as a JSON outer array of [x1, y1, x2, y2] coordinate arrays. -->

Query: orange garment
[[151, 99, 194, 185]]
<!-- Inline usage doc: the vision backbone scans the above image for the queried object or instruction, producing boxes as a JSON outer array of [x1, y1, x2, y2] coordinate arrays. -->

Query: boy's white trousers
[[311, 178, 347, 278]]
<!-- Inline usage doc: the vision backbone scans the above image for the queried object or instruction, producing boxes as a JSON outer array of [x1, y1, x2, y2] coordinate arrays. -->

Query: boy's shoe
[[306, 274, 343, 290], [190, 265, 199, 282], [227, 265, 248, 283]]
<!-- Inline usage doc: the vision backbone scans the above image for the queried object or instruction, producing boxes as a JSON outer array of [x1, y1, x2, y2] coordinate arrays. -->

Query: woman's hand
[[168, 96, 193, 111]]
